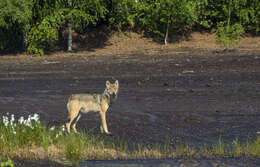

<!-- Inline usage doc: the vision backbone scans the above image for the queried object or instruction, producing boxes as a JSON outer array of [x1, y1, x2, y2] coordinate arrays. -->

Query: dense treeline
[[0, 0, 259, 55]]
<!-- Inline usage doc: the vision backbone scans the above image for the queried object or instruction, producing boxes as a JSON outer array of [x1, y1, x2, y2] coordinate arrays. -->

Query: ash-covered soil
[[1, 48, 260, 145]]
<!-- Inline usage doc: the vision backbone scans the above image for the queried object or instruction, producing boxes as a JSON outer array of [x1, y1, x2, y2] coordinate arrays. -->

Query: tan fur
[[66, 80, 119, 134]]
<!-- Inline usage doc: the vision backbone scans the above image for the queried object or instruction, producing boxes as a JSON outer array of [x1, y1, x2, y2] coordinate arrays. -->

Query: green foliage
[[108, 0, 139, 31], [27, 10, 65, 56], [0, 0, 32, 50], [0, 159, 14, 167], [72, 0, 108, 33], [216, 22, 244, 49], [2, 113, 260, 163], [27, 0, 107, 56], [159, 0, 197, 30], [0, 0, 32, 29], [1, 0, 260, 54], [134, 1, 159, 34], [27, 1, 67, 56], [65, 133, 86, 165], [137, 0, 197, 42], [175, 143, 196, 157], [0, 114, 52, 151], [196, 0, 260, 34], [212, 138, 225, 156], [231, 138, 243, 156], [248, 135, 260, 156], [244, 0, 260, 33], [196, 0, 241, 29], [31, 0, 63, 24]]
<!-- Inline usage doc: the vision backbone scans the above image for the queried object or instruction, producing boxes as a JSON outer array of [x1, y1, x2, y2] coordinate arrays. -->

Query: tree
[[137, 0, 197, 45], [27, 0, 108, 56], [68, 0, 72, 51], [108, 0, 139, 30], [159, 0, 197, 45], [0, 0, 32, 51]]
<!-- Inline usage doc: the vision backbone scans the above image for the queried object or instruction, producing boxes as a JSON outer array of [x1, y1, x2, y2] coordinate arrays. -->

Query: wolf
[[66, 80, 119, 134]]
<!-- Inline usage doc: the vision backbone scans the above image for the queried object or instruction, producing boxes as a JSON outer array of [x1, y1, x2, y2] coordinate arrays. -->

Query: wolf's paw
[[105, 131, 112, 136]]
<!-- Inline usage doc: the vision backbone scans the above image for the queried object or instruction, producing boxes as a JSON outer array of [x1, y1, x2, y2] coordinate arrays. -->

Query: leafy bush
[[243, 0, 260, 34], [0, 0, 32, 51], [216, 22, 244, 49], [0, 159, 14, 167], [27, 0, 107, 56], [136, 0, 197, 44], [72, 0, 108, 33], [108, 0, 139, 31], [65, 133, 86, 165], [27, 11, 65, 56]]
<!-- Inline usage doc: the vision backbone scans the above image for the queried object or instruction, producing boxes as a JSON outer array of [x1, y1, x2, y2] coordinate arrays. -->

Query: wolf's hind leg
[[66, 103, 80, 133]]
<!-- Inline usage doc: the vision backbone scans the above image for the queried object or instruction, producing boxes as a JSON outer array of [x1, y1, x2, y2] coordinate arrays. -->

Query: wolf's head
[[105, 80, 119, 100], [104, 80, 119, 102]]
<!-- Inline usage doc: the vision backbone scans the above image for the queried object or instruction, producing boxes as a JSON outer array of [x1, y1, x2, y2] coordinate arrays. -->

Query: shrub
[[216, 22, 244, 49], [0, 159, 14, 167], [65, 133, 86, 166]]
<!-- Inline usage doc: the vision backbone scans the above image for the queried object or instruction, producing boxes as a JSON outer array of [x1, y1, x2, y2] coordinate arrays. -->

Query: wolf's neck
[[103, 88, 109, 97], [102, 88, 111, 105]]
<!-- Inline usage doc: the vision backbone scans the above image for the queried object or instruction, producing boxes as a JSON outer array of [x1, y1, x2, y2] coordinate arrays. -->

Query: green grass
[[0, 159, 14, 167], [1, 113, 260, 166]]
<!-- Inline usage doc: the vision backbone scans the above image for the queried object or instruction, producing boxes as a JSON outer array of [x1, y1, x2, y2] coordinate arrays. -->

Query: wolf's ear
[[106, 80, 111, 87], [115, 80, 119, 86]]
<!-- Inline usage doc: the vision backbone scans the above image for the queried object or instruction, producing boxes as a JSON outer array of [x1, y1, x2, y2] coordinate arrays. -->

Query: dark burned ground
[[0, 48, 260, 166]]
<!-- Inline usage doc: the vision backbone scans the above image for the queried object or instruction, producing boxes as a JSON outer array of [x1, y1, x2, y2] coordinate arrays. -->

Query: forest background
[[0, 0, 259, 56]]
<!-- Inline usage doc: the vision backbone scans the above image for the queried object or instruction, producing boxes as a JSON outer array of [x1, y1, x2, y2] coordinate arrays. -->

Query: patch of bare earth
[[46, 31, 260, 57], [1, 31, 260, 58]]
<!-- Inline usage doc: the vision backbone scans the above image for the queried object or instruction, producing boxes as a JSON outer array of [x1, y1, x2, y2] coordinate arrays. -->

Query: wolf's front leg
[[100, 111, 111, 135]]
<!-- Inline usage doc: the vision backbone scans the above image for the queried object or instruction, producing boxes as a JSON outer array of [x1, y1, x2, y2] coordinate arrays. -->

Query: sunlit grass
[[1, 113, 260, 166], [0, 159, 14, 167]]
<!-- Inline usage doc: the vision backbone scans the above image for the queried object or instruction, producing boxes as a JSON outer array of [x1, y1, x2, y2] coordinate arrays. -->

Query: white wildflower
[[50, 126, 55, 131], [3, 116, 9, 127], [28, 115, 32, 122], [18, 116, 24, 124], [10, 114, 15, 127], [24, 118, 31, 127], [61, 125, 66, 132], [11, 114, 15, 122], [31, 113, 39, 122]]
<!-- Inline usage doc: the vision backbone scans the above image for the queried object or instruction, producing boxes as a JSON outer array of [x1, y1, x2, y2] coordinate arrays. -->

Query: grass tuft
[[212, 137, 225, 157], [64, 133, 85, 166]]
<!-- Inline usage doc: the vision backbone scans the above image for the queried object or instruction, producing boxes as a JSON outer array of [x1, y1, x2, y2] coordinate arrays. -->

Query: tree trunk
[[227, 0, 232, 32], [68, 22, 72, 51], [164, 19, 170, 45], [23, 30, 28, 51], [68, 0, 73, 51]]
